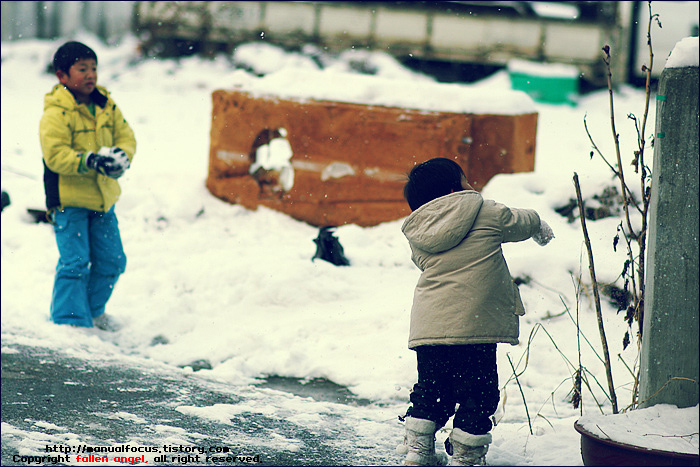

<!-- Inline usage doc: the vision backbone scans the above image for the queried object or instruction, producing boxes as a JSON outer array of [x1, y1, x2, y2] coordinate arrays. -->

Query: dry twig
[[574, 172, 618, 414]]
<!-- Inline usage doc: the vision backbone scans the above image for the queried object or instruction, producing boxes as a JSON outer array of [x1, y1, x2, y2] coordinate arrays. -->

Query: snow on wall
[[664, 36, 700, 69]]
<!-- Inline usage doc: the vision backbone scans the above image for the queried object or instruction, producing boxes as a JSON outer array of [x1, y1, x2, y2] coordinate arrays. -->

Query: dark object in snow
[[555, 199, 614, 223], [312, 226, 350, 266], [178, 359, 212, 372], [513, 275, 530, 286], [150, 334, 170, 346], [27, 208, 50, 223], [1, 191, 9, 212], [600, 284, 632, 312]]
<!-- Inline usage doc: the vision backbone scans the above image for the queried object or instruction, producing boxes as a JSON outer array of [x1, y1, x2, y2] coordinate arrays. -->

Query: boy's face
[[57, 58, 97, 104]]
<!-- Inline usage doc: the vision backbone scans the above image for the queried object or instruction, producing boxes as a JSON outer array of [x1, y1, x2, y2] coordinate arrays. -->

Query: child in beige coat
[[397, 158, 553, 466]]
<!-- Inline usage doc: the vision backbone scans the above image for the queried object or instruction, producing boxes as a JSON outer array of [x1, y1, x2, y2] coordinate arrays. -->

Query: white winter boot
[[396, 417, 448, 466], [447, 428, 492, 466]]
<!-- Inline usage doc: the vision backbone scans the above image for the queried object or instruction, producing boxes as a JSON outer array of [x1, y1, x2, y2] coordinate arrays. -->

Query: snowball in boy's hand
[[97, 146, 113, 157], [109, 147, 130, 171], [532, 219, 554, 246], [93, 146, 130, 179]]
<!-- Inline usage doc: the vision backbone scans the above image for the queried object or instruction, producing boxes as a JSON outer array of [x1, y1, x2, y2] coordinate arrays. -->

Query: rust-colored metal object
[[206, 90, 537, 227]]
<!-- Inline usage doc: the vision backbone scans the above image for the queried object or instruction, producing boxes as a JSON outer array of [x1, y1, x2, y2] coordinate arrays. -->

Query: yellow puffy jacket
[[39, 84, 136, 212]]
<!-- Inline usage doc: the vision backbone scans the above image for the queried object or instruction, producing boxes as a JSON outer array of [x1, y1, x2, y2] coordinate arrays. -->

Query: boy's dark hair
[[53, 41, 98, 74], [403, 158, 466, 211]]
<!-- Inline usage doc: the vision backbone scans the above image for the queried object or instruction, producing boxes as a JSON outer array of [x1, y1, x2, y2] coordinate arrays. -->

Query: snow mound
[[230, 68, 537, 115]]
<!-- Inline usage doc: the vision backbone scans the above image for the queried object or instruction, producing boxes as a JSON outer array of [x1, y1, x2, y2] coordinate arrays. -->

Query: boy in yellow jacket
[[39, 41, 136, 330], [397, 158, 553, 466]]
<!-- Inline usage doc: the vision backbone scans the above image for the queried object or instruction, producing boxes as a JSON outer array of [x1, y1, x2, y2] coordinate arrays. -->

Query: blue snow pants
[[50, 206, 126, 327], [406, 344, 499, 435]]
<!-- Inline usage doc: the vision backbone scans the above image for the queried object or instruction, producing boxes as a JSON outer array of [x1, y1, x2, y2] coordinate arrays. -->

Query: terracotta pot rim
[[574, 420, 700, 460]]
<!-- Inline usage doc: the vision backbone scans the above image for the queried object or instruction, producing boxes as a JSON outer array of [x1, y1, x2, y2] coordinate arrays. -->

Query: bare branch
[[602, 45, 636, 237], [574, 172, 619, 414]]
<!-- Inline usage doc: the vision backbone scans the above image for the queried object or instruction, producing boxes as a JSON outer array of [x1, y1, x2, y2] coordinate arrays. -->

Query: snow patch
[[664, 36, 699, 69]]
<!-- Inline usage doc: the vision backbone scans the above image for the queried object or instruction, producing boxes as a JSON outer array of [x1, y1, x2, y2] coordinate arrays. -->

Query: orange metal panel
[[207, 90, 537, 227]]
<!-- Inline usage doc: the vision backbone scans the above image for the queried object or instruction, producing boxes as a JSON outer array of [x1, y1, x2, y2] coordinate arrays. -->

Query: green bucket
[[508, 60, 579, 105]]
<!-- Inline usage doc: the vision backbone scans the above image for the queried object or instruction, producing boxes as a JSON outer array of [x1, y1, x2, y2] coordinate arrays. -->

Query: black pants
[[405, 344, 499, 435]]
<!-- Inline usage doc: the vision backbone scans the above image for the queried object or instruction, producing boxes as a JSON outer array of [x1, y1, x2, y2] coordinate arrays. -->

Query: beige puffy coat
[[401, 190, 540, 349]]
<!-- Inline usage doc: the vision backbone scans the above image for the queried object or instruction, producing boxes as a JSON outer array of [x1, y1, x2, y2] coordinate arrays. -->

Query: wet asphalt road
[[1, 343, 400, 466]]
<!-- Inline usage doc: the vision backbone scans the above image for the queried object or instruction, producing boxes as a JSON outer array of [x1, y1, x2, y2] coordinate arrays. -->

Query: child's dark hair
[[53, 41, 98, 74], [403, 158, 466, 211]]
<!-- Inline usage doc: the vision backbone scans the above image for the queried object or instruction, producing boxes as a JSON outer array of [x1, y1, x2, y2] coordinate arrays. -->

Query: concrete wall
[[638, 66, 699, 409], [206, 90, 537, 227]]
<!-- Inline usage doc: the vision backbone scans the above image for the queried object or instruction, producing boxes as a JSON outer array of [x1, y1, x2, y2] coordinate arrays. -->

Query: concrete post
[[638, 66, 699, 409]]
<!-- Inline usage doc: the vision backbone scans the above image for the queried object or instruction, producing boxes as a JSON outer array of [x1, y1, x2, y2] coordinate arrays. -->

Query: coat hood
[[44, 84, 109, 111], [401, 190, 484, 253]]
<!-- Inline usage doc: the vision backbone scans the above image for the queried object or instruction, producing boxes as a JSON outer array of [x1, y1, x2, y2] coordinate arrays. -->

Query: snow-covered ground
[[2, 33, 698, 465]]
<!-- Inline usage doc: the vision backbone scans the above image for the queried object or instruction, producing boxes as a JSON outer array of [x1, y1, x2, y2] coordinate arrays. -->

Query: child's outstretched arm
[[498, 203, 540, 243], [497, 202, 554, 245], [494, 203, 554, 246]]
